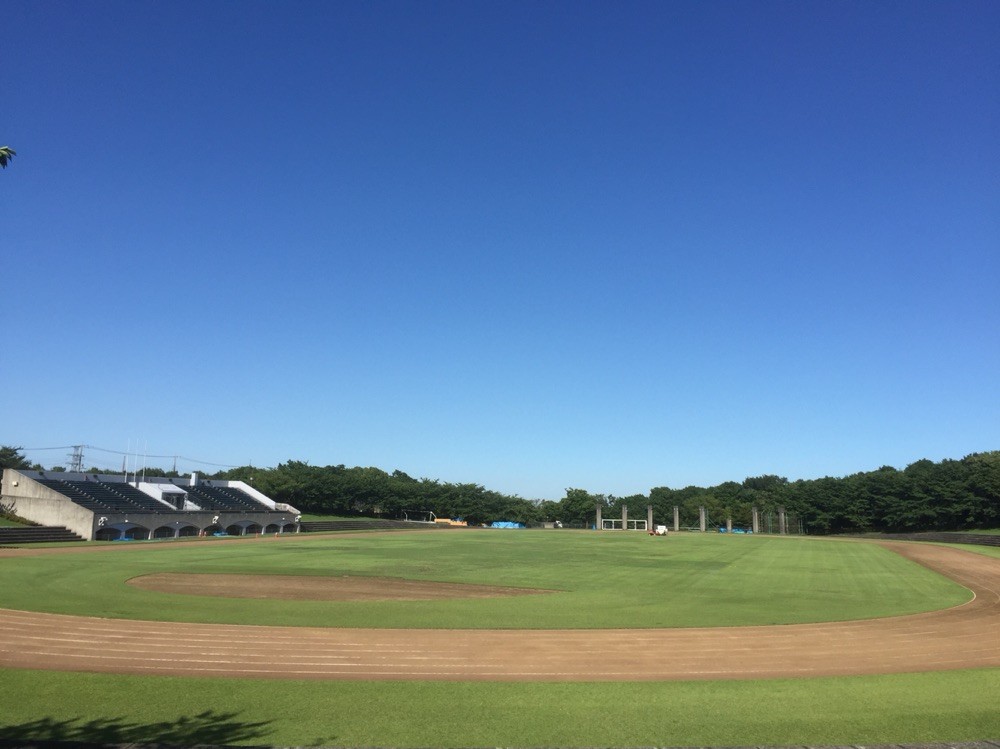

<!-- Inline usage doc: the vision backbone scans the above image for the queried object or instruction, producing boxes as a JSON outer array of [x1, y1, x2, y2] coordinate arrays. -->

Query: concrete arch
[[224, 520, 266, 536], [98, 522, 149, 541], [153, 522, 203, 539]]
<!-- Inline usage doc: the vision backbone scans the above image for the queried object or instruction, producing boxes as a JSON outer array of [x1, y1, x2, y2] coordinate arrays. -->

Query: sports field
[[0, 530, 998, 746]]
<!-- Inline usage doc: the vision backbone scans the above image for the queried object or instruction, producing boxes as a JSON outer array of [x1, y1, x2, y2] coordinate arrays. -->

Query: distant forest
[[2, 446, 998, 534]]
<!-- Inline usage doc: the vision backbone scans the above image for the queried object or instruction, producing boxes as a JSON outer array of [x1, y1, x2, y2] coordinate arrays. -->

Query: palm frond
[[0, 146, 16, 168]]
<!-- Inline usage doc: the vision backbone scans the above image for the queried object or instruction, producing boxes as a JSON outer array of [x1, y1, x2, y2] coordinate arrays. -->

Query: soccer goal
[[602, 519, 648, 531]]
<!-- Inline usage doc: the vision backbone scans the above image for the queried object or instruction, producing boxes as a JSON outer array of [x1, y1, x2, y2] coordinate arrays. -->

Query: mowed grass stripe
[[0, 532, 970, 628], [0, 667, 997, 747]]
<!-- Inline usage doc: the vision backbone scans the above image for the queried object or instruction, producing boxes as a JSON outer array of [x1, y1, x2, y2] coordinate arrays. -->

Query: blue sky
[[3, 0, 997, 499]]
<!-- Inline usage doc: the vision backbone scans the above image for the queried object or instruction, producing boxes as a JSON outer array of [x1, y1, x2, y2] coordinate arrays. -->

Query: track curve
[[0, 540, 998, 681]]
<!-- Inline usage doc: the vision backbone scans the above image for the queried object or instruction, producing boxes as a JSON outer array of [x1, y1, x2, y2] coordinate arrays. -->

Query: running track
[[0, 540, 998, 681]]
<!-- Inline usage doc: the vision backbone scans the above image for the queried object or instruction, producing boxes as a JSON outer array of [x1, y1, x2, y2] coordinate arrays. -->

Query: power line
[[86, 445, 240, 468], [20, 444, 242, 470]]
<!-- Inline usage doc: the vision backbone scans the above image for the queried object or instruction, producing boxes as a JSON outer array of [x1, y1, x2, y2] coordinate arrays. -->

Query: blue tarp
[[490, 521, 524, 529]]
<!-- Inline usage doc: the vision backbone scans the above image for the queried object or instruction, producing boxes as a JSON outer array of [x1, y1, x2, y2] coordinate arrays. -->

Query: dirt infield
[[0, 540, 998, 681], [126, 572, 556, 600]]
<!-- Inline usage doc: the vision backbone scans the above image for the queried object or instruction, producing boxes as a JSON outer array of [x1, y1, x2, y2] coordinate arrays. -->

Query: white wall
[[1, 470, 95, 538]]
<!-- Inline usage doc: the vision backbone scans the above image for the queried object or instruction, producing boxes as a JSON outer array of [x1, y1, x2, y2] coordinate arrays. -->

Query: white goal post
[[601, 519, 647, 531]]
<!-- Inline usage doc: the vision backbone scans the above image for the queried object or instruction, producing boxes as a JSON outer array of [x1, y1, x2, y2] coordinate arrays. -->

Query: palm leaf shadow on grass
[[0, 710, 274, 747]]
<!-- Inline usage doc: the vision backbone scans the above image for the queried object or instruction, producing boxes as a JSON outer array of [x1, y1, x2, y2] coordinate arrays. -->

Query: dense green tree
[[559, 488, 606, 527], [650, 484, 714, 527], [534, 499, 561, 522], [606, 493, 650, 521], [0, 446, 32, 470], [23, 448, 989, 535], [0, 146, 14, 169], [964, 452, 1000, 527], [208, 460, 542, 524], [647, 485, 675, 521]]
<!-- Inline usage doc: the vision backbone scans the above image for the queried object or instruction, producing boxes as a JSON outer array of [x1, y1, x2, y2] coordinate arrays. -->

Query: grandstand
[[0, 470, 300, 541]]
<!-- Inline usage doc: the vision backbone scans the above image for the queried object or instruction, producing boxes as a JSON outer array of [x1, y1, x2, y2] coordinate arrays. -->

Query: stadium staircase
[[184, 484, 264, 512], [0, 526, 85, 544], [35, 479, 274, 516], [35, 479, 168, 514], [299, 519, 442, 532]]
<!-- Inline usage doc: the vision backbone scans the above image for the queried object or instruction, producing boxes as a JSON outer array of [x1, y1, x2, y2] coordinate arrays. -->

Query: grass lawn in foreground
[[0, 533, 995, 747], [1, 667, 997, 747], [0, 532, 970, 628]]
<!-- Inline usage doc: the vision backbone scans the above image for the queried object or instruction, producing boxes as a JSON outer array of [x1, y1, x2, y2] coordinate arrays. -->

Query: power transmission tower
[[68, 445, 84, 473]]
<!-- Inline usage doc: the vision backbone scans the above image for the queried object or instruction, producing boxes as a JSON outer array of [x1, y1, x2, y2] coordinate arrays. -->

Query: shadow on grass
[[0, 710, 273, 747]]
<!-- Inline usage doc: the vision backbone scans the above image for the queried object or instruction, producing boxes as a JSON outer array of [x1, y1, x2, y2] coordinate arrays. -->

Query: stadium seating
[[12, 472, 298, 541], [35, 479, 170, 514], [183, 484, 267, 512]]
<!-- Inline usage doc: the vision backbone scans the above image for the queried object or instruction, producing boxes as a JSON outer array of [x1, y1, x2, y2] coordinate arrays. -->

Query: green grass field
[[1, 668, 998, 747], [0, 531, 971, 628], [0, 530, 997, 747]]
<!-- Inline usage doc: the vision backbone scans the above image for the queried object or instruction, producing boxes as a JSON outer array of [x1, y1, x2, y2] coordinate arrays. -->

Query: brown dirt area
[[0, 538, 998, 681], [126, 572, 556, 600]]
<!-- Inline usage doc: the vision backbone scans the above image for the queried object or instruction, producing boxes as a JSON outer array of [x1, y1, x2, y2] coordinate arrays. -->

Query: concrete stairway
[[0, 526, 85, 544]]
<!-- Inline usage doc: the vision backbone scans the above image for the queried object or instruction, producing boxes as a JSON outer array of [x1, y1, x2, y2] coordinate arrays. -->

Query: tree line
[[2, 446, 997, 533], [556, 453, 999, 533]]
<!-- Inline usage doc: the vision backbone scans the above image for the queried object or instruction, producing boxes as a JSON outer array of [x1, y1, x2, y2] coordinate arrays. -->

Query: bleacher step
[[0, 526, 85, 544]]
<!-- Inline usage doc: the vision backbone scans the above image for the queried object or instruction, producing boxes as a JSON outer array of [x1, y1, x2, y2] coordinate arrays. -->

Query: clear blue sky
[[3, 0, 997, 499]]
